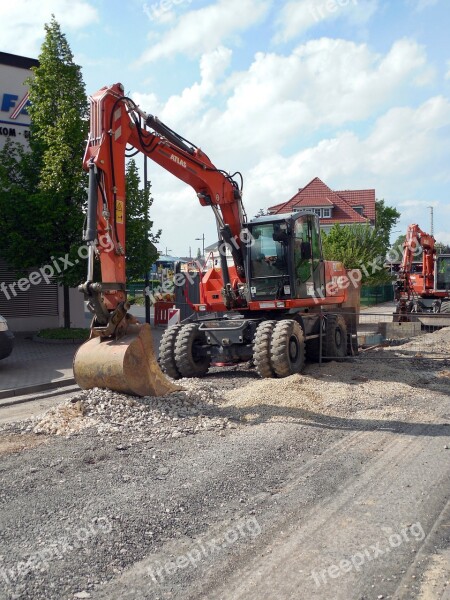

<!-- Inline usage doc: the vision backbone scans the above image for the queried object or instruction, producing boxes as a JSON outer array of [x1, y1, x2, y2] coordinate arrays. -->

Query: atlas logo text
[[170, 154, 187, 168]]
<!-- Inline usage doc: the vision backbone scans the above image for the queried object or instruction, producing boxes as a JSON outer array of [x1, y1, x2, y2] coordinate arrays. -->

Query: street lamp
[[195, 234, 205, 258]]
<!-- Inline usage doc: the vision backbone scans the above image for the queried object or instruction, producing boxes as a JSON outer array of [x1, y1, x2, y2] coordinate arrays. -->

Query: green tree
[[436, 242, 450, 255], [254, 208, 268, 218], [0, 140, 45, 270], [125, 160, 160, 281], [0, 17, 89, 327], [322, 223, 391, 284], [375, 199, 400, 252]]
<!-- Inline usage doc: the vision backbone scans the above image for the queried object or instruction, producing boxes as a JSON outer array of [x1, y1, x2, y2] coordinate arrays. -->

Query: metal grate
[[0, 260, 58, 318]]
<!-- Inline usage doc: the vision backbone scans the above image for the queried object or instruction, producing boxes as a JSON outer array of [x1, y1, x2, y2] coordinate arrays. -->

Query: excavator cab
[[247, 213, 325, 302]]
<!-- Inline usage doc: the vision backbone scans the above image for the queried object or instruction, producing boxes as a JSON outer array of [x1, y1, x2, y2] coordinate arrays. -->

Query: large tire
[[253, 320, 277, 378], [324, 314, 347, 360], [174, 323, 210, 378], [440, 300, 450, 314], [159, 325, 182, 379], [270, 319, 305, 378]]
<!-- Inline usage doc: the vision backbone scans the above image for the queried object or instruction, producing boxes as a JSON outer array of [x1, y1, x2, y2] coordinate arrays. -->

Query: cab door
[[310, 215, 325, 295], [293, 215, 324, 299]]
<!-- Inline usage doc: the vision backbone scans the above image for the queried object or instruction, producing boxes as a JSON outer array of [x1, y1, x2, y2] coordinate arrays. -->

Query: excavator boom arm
[[82, 83, 246, 317]]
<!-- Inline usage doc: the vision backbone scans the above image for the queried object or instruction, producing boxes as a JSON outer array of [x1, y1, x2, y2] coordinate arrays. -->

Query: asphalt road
[[0, 373, 449, 600]]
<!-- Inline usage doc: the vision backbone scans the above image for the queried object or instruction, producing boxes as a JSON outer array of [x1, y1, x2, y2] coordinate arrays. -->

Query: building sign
[[0, 52, 38, 149]]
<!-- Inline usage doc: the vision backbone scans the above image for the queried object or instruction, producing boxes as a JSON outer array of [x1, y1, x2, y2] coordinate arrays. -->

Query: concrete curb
[[0, 378, 77, 405]]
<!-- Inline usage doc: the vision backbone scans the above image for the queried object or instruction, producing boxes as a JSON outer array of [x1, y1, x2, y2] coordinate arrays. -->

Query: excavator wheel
[[253, 320, 277, 378], [159, 325, 182, 379], [174, 323, 210, 378], [270, 319, 306, 378], [73, 323, 180, 397], [323, 314, 347, 361]]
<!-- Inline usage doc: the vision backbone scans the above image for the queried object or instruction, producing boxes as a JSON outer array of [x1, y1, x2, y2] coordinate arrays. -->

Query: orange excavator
[[73, 83, 361, 397], [394, 224, 450, 320]]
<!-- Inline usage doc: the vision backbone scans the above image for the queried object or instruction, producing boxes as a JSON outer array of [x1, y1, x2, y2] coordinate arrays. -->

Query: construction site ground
[[0, 302, 393, 400], [0, 321, 449, 600]]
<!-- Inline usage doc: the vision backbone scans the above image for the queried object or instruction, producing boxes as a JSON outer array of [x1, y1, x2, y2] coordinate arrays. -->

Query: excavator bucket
[[73, 323, 180, 397]]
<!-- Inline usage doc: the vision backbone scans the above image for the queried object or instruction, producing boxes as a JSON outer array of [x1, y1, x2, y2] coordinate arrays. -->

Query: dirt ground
[[0, 327, 449, 600]]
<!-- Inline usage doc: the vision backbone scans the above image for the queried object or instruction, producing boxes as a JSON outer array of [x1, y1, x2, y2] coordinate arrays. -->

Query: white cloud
[[0, 0, 98, 57], [137, 0, 271, 64], [131, 37, 445, 253], [145, 37, 431, 171], [133, 46, 232, 126], [149, 89, 450, 249], [274, 0, 378, 43], [242, 96, 450, 217]]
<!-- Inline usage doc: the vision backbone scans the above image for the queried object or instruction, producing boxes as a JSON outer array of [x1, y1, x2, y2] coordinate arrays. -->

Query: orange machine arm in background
[[400, 224, 435, 294]]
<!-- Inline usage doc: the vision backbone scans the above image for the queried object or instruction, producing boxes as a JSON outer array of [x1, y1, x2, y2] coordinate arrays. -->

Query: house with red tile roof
[[268, 177, 376, 234]]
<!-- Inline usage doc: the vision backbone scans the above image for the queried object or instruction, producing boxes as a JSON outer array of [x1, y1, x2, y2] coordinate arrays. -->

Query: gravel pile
[[387, 324, 450, 354], [218, 328, 450, 425], [11, 380, 236, 439]]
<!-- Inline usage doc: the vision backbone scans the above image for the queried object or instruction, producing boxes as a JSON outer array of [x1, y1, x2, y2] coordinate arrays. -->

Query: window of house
[[302, 207, 333, 218], [353, 206, 364, 215]]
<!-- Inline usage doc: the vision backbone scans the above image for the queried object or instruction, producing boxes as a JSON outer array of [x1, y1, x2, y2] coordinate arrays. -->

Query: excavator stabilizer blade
[[73, 323, 180, 397]]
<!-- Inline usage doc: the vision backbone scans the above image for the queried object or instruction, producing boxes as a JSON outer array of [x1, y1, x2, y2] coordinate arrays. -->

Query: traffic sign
[[167, 308, 181, 326]]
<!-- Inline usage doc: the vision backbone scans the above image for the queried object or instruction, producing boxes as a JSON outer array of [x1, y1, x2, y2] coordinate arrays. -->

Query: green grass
[[128, 295, 146, 306], [37, 328, 90, 340]]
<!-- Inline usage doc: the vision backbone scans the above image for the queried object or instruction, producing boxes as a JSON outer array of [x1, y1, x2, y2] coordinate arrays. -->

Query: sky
[[1, 0, 450, 256]]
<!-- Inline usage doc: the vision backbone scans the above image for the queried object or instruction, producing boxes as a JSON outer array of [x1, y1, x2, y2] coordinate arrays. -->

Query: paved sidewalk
[[0, 327, 165, 399], [0, 334, 79, 397]]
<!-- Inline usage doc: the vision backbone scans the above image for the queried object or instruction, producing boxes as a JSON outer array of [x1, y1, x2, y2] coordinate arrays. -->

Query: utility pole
[[143, 142, 150, 325], [428, 206, 434, 236], [195, 233, 205, 258]]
